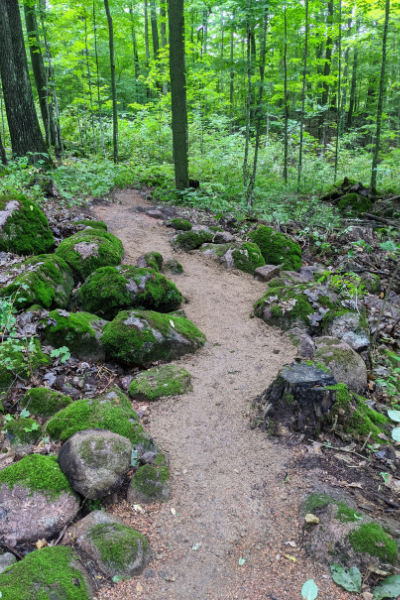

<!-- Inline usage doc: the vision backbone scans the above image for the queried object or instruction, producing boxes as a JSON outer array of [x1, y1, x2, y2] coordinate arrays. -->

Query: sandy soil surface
[[93, 190, 355, 600]]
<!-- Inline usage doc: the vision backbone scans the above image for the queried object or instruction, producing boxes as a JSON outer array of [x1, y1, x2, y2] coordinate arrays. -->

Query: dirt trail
[[94, 190, 352, 600]]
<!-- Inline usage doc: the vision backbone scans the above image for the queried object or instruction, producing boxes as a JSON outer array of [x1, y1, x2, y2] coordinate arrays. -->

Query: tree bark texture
[[318, 0, 333, 141], [297, 0, 308, 191], [144, 0, 150, 68], [347, 24, 358, 129], [0, 0, 48, 161], [168, 0, 189, 190], [150, 0, 160, 58], [0, 131, 7, 165], [283, 5, 288, 183], [104, 0, 118, 163]]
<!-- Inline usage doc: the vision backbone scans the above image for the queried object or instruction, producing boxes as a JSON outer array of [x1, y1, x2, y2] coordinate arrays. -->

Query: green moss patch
[[231, 242, 265, 273], [248, 225, 302, 271], [174, 229, 213, 251], [0, 338, 50, 393], [348, 523, 398, 564], [0, 546, 90, 600], [140, 251, 163, 271], [74, 265, 182, 321], [336, 502, 363, 523], [55, 230, 124, 280], [0, 194, 54, 255], [90, 522, 148, 573], [304, 492, 337, 514], [0, 254, 74, 309], [129, 364, 192, 401], [168, 218, 192, 231], [101, 310, 206, 365], [338, 193, 372, 216], [0, 454, 75, 500], [20, 387, 72, 418], [74, 219, 108, 231], [5, 417, 42, 448], [130, 463, 170, 501], [254, 283, 314, 331], [163, 257, 183, 275]]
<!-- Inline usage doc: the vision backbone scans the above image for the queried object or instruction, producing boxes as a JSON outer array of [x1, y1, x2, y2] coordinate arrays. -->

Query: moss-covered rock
[[46, 386, 155, 452], [137, 251, 163, 271], [338, 193, 372, 216], [174, 229, 213, 251], [73, 219, 108, 231], [73, 265, 183, 321], [163, 257, 183, 275], [101, 310, 206, 366], [128, 462, 171, 504], [40, 309, 107, 362], [5, 417, 42, 454], [0, 195, 54, 255], [167, 218, 192, 231], [200, 241, 265, 273], [0, 254, 74, 309], [20, 387, 72, 418], [0, 546, 91, 599], [254, 279, 314, 330], [0, 338, 50, 397], [248, 225, 302, 271], [322, 309, 370, 351], [129, 364, 192, 401], [360, 272, 381, 294], [314, 336, 367, 394], [55, 230, 124, 280]]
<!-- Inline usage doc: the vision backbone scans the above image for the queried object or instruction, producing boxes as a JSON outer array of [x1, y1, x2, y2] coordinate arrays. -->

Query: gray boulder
[[322, 311, 370, 351], [58, 429, 132, 499], [314, 336, 367, 394], [212, 231, 235, 244], [0, 553, 16, 573], [287, 327, 316, 359], [254, 264, 280, 282]]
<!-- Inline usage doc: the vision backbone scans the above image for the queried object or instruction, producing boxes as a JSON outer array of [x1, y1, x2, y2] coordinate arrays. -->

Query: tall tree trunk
[[318, 0, 334, 141], [160, 2, 168, 94], [347, 22, 358, 129], [334, 0, 342, 181], [129, 5, 140, 80], [150, 0, 160, 59], [104, 0, 118, 164], [297, 0, 308, 191], [229, 12, 235, 134], [0, 131, 7, 165], [144, 0, 150, 68], [242, 0, 252, 188], [371, 0, 390, 194], [203, 10, 208, 56], [283, 3, 288, 183], [0, 0, 48, 161], [84, 13, 96, 154], [168, 0, 189, 189], [340, 17, 351, 135], [219, 13, 224, 94], [93, 0, 106, 159]]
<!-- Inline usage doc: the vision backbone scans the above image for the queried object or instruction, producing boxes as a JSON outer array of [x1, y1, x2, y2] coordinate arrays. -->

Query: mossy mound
[[348, 523, 398, 564], [0, 195, 54, 255], [254, 279, 314, 330], [73, 265, 183, 321], [128, 462, 171, 504], [0, 453, 76, 500], [5, 417, 42, 452], [0, 254, 74, 309], [129, 365, 192, 401], [0, 338, 50, 396], [168, 218, 192, 231], [101, 310, 206, 366], [248, 225, 302, 271], [55, 230, 124, 280], [41, 309, 107, 362], [163, 257, 183, 275], [0, 546, 91, 600], [314, 336, 367, 394], [46, 387, 155, 452], [338, 193, 372, 216], [174, 229, 213, 251], [73, 219, 108, 231], [20, 387, 72, 418], [138, 251, 163, 271], [230, 242, 265, 273]]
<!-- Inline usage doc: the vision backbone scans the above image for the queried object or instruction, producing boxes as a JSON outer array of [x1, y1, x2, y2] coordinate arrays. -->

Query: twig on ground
[[308, 439, 367, 460], [54, 524, 68, 546], [361, 431, 372, 452], [375, 493, 400, 509], [3, 543, 23, 559], [361, 212, 400, 227]]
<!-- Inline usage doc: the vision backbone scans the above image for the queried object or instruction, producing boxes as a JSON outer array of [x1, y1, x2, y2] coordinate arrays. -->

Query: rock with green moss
[[173, 228, 213, 251], [73, 265, 183, 321], [55, 229, 124, 280], [0, 338, 50, 398], [46, 386, 156, 453], [322, 310, 370, 351], [167, 218, 192, 231], [5, 417, 42, 454], [254, 279, 314, 331], [73, 219, 108, 231], [0, 454, 80, 545], [136, 251, 163, 271], [129, 364, 192, 401], [338, 193, 372, 216], [0, 546, 92, 599], [248, 225, 302, 271], [314, 336, 367, 394], [163, 257, 183, 275], [200, 241, 265, 274], [20, 387, 72, 418], [0, 194, 54, 255], [0, 254, 74, 310], [128, 461, 171, 504], [101, 309, 206, 366], [63, 511, 150, 579], [361, 272, 381, 294], [58, 429, 132, 499], [40, 309, 107, 362], [302, 491, 398, 569]]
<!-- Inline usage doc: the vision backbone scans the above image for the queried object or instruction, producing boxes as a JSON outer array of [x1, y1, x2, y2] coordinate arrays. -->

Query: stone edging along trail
[[93, 189, 356, 600]]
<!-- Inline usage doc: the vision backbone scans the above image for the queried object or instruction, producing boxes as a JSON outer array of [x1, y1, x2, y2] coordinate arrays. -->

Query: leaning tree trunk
[[0, 0, 48, 161], [168, 0, 189, 190], [371, 0, 390, 195], [104, 0, 118, 164]]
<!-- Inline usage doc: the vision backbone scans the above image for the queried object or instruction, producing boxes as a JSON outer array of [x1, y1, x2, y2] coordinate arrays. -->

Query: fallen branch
[[2, 543, 23, 560], [308, 439, 367, 460], [361, 213, 400, 227]]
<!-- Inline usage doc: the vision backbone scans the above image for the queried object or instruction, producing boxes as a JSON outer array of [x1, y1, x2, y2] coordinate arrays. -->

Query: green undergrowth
[[129, 364, 192, 400], [5, 417, 42, 447], [90, 523, 148, 572], [20, 387, 72, 418], [0, 194, 54, 255], [0, 337, 50, 393], [248, 224, 302, 271]]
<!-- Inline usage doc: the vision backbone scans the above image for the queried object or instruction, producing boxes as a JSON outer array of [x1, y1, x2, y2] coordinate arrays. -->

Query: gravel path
[[94, 190, 354, 600]]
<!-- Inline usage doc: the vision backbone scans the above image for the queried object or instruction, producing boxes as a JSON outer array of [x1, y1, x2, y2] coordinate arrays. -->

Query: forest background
[[0, 0, 399, 226]]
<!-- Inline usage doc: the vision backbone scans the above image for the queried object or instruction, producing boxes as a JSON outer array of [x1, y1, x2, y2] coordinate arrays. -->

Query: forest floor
[[92, 189, 358, 600]]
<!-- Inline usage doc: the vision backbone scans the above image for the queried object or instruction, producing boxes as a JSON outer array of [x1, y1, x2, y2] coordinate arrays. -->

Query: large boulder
[[0, 195, 54, 255], [173, 228, 213, 251], [0, 338, 50, 398], [20, 387, 72, 418], [129, 364, 192, 401], [322, 310, 370, 351], [55, 229, 124, 280], [46, 386, 156, 453], [200, 242, 265, 274], [128, 459, 171, 504], [62, 511, 150, 579], [0, 546, 92, 599], [0, 254, 74, 309], [4, 417, 42, 455], [254, 278, 314, 330], [73, 265, 183, 321], [314, 336, 367, 394], [40, 309, 107, 362], [0, 454, 80, 546], [248, 225, 302, 271], [101, 310, 206, 366], [58, 429, 132, 499]]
